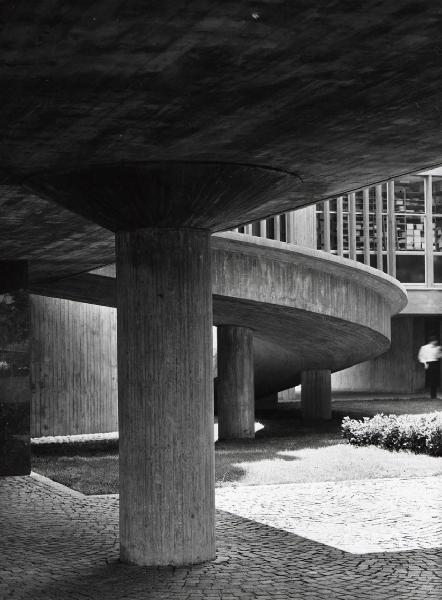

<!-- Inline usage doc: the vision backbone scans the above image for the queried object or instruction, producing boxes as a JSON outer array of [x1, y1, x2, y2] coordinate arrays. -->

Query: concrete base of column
[[116, 228, 215, 567], [217, 325, 255, 440], [301, 369, 332, 420], [0, 262, 30, 476]]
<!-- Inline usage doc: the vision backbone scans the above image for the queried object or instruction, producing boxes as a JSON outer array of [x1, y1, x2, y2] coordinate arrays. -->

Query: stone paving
[[0, 474, 441, 600], [216, 476, 442, 553]]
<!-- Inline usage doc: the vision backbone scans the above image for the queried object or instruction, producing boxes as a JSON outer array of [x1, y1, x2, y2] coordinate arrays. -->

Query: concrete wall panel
[[331, 316, 425, 394], [30, 296, 117, 437]]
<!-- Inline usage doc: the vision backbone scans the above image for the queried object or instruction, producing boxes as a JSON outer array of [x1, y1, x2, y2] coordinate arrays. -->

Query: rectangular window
[[279, 214, 287, 242], [369, 186, 378, 213], [395, 175, 425, 213], [316, 212, 325, 250], [329, 212, 337, 251], [250, 221, 259, 236], [434, 255, 442, 283], [433, 217, 442, 252], [396, 254, 426, 284], [342, 214, 349, 252], [355, 191, 364, 213], [396, 215, 425, 251], [432, 176, 442, 214], [355, 214, 364, 251], [382, 184, 388, 213], [368, 213, 377, 251]]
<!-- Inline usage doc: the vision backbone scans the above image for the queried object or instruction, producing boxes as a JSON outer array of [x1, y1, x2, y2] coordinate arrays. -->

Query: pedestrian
[[418, 335, 442, 399]]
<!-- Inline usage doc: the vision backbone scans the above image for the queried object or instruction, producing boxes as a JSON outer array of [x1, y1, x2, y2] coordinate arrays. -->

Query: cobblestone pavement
[[216, 476, 442, 553], [0, 474, 441, 600]]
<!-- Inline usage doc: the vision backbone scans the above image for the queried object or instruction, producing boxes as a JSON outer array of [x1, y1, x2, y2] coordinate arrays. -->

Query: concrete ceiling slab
[[1, 2, 442, 276]]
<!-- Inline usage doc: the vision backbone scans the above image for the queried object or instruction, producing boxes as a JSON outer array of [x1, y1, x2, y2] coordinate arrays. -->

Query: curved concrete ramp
[[212, 233, 407, 397], [33, 232, 407, 399]]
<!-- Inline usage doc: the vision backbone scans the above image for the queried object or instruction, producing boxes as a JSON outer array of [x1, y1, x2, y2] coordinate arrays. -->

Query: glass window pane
[[372, 254, 388, 273], [342, 214, 349, 251], [434, 255, 442, 283], [251, 221, 261, 236], [396, 255, 425, 284], [355, 214, 364, 250], [329, 212, 337, 251], [316, 201, 324, 213], [382, 184, 388, 213], [279, 214, 287, 242], [329, 198, 337, 212], [396, 215, 425, 251], [394, 175, 425, 213], [433, 176, 442, 214], [433, 217, 442, 251], [316, 213, 324, 249], [355, 191, 363, 213], [369, 186, 377, 212], [380, 215, 388, 251], [396, 216, 406, 250], [368, 213, 377, 251]]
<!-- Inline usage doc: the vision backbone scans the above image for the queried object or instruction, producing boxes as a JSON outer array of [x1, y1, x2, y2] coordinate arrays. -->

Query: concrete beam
[[400, 289, 442, 315], [31, 273, 116, 308]]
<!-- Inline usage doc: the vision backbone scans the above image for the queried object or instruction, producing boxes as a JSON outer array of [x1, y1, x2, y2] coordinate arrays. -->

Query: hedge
[[341, 412, 442, 457]]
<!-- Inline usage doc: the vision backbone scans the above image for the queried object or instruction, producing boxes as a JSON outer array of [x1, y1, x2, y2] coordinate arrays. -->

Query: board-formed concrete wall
[[30, 296, 117, 437], [331, 316, 425, 394]]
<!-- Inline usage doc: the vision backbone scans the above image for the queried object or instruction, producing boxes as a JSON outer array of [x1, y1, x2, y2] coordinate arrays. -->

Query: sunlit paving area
[[1, 400, 435, 599], [1, 460, 441, 599]]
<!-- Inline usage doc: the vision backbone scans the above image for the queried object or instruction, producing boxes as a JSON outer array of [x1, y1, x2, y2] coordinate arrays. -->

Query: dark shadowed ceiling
[[1, 1, 442, 280]]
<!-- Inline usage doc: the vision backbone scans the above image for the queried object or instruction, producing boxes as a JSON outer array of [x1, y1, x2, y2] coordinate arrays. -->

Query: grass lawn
[[33, 451, 120, 495], [32, 398, 442, 495]]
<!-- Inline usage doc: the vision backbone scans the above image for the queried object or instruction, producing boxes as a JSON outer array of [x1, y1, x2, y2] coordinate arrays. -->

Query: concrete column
[[217, 325, 255, 440], [116, 228, 215, 566], [301, 369, 332, 420], [0, 261, 31, 476]]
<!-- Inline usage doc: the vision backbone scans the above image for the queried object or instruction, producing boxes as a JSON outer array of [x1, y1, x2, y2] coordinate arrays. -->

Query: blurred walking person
[[418, 335, 442, 399]]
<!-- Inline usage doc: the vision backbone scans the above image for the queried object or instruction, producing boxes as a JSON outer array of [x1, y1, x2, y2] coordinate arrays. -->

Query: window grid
[[234, 173, 442, 287]]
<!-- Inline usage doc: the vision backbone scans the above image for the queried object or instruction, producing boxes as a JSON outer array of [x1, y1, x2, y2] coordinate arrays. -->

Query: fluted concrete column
[[217, 325, 255, 440], [0, 261, 31, 476], [116, 228, 215, 566], [301, 369, 332, 420]]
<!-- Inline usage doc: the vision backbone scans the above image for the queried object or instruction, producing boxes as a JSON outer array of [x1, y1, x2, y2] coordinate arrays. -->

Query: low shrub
[[341, 412, 442, 456]]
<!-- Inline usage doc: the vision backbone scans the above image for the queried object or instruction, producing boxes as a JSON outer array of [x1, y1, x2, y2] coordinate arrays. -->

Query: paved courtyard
[[0, 474, 441, 600]]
